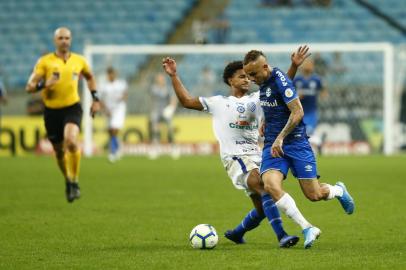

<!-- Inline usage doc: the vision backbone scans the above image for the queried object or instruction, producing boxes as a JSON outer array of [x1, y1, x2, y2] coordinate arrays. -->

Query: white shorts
[[221, 154, 261, 195], [108, 104, 126, 129]]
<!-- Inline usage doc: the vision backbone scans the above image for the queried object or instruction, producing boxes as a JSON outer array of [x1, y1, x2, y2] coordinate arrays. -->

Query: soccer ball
[[189, 224, 219, 249]]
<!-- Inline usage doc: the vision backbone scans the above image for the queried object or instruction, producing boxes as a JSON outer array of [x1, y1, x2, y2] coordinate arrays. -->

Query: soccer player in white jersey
[[162, 46, 311, 248], [99, 67, 128, 162]]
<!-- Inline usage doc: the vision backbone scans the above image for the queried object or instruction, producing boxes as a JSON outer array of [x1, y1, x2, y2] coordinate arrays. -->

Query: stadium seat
[[0, 0, 197, 90]]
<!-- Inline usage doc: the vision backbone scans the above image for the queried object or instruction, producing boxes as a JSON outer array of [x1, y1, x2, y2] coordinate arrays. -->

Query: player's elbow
[[25, 84, 34, 93], [181, 98, 194, 109], [178, 99, 188, 108], [83, 72, 94, 81]]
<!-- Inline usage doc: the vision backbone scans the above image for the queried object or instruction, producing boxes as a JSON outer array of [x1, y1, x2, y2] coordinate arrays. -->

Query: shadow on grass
[[92, 240, 318, 254]]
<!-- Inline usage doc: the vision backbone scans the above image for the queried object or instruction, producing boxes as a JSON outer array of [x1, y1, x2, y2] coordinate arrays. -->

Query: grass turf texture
[[1, 155, 405, 269]]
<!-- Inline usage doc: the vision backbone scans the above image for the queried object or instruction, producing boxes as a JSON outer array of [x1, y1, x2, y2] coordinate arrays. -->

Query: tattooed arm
[[271, 98, 304, 157]]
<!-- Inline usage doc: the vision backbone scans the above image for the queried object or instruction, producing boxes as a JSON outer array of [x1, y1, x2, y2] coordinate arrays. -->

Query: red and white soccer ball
[[189, 224, 219, 249]]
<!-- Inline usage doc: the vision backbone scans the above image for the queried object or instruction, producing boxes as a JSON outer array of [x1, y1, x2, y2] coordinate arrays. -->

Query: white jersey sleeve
[[253, 91, 263, 123], [198, 95, 222, 114]]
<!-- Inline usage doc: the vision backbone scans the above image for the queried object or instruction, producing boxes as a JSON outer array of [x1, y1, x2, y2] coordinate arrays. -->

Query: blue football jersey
[[259, 67, 306, 143], [293, 74, 323, 115]]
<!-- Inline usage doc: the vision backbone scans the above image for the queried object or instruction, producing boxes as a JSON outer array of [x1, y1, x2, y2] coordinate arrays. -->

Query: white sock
[[275, 193, 312, 230], [325, 184, 344, 200]]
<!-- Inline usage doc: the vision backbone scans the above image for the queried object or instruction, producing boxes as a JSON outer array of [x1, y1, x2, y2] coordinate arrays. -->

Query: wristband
[[91, 91, 100, 101], [36, 80, 45, 91]]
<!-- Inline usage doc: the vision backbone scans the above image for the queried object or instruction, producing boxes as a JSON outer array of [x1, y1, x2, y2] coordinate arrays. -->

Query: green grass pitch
[[1, 155, 405, 269]]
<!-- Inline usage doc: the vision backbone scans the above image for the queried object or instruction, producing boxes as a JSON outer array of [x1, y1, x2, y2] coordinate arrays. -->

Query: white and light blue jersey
[[259, 67, 306, 143], [199, 92, 262, 158], [99, 78, 128, 110]]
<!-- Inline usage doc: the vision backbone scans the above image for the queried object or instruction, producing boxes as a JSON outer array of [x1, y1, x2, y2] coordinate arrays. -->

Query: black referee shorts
[[44, 103, 82, 144]]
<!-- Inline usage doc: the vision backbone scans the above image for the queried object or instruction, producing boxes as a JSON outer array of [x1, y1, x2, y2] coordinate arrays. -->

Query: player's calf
[[299, 179, 329, 202], [303, 190, 325, 202]]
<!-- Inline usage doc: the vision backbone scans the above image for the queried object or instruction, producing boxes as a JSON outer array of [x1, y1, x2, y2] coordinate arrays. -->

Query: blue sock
[[261, 193, 287, 241], [110, 136, 119, 154], [233, 208, 265, 237]]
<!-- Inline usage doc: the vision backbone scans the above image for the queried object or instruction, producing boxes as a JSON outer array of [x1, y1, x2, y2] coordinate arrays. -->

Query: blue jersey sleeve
[[274, 69, 298, 104]]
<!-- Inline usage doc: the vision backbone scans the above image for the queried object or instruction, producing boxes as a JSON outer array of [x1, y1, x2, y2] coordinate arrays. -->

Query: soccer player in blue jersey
[[163, 46, 311, 248], [243, 49, 355, 248], [293, 59, 327, 152]]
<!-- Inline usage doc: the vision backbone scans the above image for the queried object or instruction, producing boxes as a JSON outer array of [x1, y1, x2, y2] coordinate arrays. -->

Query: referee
[[26, 27, 101, 203]]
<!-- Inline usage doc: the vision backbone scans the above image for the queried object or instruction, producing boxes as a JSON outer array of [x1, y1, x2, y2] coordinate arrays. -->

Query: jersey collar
[[54, 52, 72, 63]]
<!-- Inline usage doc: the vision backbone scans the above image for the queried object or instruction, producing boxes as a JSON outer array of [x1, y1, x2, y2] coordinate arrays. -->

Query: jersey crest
[[266, 87, 272, 97], [236, 105, 245, 113], [285, 88, 294, 98], [247, 102, 256, 112]]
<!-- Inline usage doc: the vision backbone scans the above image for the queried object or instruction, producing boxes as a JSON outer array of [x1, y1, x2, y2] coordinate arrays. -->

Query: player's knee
[[247, 177, 263, 194], [65, 138, 78, 152], [248, 183, 262, 195], [263, 183, 282, 198]]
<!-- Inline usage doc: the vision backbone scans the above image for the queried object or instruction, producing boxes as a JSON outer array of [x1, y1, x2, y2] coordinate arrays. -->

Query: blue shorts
[[260, 138, 318, 180]]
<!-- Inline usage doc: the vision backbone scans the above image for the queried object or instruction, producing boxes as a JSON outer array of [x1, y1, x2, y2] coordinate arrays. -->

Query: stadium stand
[[0, 0, 197, 89], [178, 0, 405, 94], [0, 0, 404, 92], [223, 0, 405, 44], [363, 0, 406, 29]]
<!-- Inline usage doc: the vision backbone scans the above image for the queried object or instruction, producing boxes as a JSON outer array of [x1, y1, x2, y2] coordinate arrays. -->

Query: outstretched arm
[[286, 45, 311, 80], [162, 57, 203, 111]]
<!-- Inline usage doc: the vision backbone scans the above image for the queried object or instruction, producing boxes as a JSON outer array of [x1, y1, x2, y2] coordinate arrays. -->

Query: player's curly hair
[[243, 50, 266, 65], [222, 61, 243, 86]]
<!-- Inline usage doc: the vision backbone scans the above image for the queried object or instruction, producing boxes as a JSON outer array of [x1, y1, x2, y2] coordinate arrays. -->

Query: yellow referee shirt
[[34, 52, 91, 109]]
